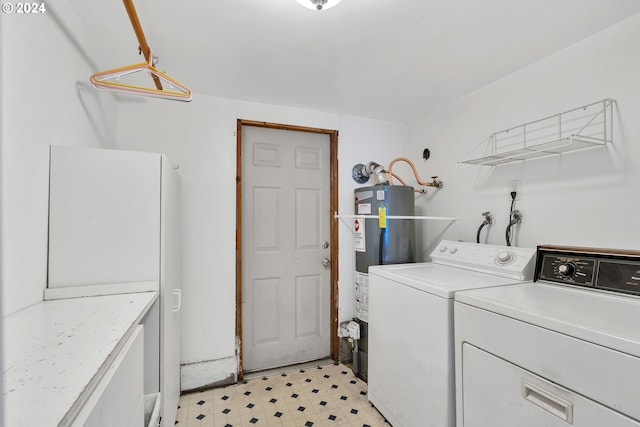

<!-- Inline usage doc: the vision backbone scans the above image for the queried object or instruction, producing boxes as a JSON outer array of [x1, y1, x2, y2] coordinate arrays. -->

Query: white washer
[[368, 240, 536, 427], [454, 245, 640, 427]]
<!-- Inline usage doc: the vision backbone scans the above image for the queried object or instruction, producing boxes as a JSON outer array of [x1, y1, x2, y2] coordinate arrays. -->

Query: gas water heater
[[353, 184, 415, 380]]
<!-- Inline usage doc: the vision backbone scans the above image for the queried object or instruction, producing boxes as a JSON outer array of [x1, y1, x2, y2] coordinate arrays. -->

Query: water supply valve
[[482, 211, 494, 225]]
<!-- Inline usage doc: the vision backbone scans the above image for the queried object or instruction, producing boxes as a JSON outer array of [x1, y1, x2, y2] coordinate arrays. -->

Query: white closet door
[[48, 146, 161, 287], [241, 126, 331, 372]]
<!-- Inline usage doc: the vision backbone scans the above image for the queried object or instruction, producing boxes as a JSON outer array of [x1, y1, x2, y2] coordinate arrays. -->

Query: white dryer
[[455, 245, 640, 427], [368, 240, 536, 427]]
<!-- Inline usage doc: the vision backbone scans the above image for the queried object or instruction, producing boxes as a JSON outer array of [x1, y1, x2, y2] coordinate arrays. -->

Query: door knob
[[322, 258, 331, 268]]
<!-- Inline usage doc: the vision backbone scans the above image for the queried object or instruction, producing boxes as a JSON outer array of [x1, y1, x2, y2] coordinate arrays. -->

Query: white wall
[[116, 96, 409, 389], [0, 3, 118, 316], [407, 13, 640, 256], [0, 0, 409, 390]]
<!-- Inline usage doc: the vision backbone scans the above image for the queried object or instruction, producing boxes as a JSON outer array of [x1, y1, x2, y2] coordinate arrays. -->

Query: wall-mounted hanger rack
[[90, 0, 192, 102]]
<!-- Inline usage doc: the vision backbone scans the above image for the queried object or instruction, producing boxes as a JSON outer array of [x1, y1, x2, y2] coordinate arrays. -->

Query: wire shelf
[[460, 99, 615, 167]]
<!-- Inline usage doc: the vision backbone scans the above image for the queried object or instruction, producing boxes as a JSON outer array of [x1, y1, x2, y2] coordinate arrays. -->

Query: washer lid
[[369, 262, 521, 298], [455, 282, 640, 358]]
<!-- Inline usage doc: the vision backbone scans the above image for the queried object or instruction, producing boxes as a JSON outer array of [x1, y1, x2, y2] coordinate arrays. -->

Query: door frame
[[236, 119, 339, 379]]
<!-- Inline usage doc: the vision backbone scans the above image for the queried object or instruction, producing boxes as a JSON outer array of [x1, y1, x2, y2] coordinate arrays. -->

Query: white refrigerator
[[46, 146, 182, 427]]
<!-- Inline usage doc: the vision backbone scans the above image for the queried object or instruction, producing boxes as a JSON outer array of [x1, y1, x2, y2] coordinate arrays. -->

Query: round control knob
[[449, 248, 458, 254], [558, 263, 575, 277], [439, 246, 447, 253], [496, 251, 514, 264]]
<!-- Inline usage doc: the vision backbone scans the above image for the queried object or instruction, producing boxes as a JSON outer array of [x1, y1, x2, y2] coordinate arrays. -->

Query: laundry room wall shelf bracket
[[459, 98, 615, 167]]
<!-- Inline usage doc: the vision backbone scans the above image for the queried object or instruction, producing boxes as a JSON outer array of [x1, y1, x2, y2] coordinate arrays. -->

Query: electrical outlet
[[508, 180, 522, 201]]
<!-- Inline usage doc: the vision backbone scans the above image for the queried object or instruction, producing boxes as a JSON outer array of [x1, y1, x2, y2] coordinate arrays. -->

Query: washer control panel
[[536, 245, 640, 296], [430, 240, 536, 280]]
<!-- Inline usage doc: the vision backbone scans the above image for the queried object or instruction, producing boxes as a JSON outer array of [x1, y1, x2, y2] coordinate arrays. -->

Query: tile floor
[[176, 362, 392, 426]]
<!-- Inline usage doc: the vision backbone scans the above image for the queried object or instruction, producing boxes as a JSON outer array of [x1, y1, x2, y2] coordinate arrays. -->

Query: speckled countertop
[[2, 291, 158, 427]]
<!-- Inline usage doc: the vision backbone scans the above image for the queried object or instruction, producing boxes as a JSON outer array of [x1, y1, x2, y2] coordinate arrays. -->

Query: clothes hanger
[[90, 52, 192, 101], [90, 0, 192, 102]]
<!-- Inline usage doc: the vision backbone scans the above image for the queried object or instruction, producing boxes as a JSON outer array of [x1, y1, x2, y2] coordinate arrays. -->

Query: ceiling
[[68, 0, 640, 123]]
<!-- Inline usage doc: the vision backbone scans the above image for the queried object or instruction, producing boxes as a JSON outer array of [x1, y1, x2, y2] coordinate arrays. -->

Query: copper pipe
[[390, 172, 426, 193], [390, 172, 408, 186], [388, 157, 442, 189], [122, 0, 163, 90]]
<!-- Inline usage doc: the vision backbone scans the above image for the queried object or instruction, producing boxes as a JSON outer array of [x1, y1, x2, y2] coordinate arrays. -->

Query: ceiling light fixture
[[295, 0, 342, 11]]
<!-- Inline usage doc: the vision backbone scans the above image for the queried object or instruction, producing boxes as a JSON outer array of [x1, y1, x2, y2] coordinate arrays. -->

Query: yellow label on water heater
[[378, 206, 387, 229]]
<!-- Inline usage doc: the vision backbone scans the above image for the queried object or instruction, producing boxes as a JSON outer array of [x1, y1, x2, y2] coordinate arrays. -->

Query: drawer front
[[461, 344, 640, 427], [72, 326, 145, 427]]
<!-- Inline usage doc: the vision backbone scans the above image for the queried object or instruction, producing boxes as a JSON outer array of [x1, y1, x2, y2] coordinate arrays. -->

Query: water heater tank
[[351, 184, 415, 381], [354, 184, 416, 274]]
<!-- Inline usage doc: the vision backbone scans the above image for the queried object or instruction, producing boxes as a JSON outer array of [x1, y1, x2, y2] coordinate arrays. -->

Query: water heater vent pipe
[[351, 162, 390, 185]]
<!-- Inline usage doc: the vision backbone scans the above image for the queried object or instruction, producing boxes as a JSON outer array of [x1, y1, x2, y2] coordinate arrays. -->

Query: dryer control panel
[[536, 245, 640, 297], [538, 255, 596, 287]]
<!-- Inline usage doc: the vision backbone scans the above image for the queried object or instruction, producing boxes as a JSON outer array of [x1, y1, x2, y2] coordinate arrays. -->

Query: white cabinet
[[48, 147, 161, 288], [73, 326, 145, 427], [3, 293, 158, 427], [45, 146, 182, 427]]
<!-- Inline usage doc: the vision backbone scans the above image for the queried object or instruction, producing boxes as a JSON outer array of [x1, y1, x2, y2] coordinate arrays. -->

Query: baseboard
[[180, 356, 237, 392]]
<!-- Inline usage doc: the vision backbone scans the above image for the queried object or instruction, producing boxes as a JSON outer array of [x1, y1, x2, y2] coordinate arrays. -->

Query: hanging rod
[[334, 214, 459, 221], [123, 0, 162, 90]]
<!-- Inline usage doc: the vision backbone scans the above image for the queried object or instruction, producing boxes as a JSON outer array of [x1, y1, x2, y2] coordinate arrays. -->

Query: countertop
[[2, 291, 158, 427]]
